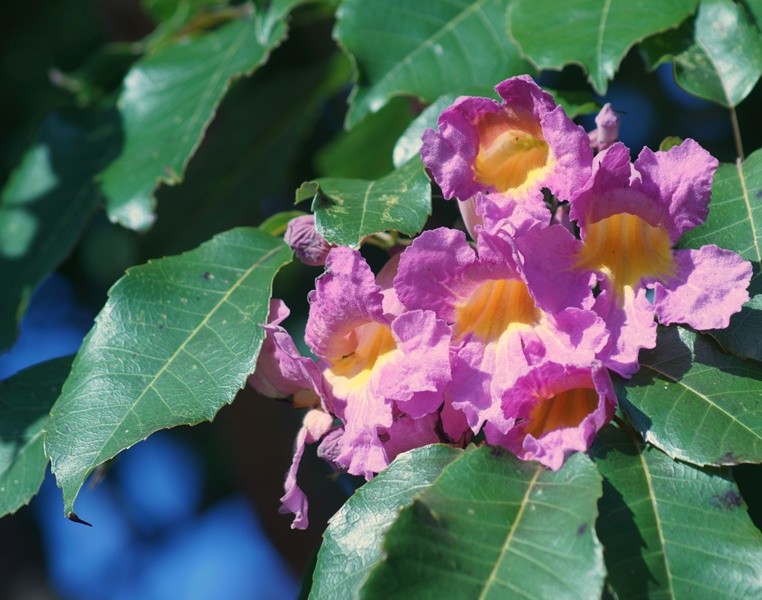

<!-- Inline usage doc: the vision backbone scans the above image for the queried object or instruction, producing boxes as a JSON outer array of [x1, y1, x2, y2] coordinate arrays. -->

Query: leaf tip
[[67, 512, 93, 527]]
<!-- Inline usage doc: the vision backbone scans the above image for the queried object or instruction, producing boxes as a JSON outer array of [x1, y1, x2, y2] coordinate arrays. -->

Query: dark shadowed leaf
[[360, 447, 604, 600], [592, 426, 762, 599], [0, 357, 73, 517], [45, 228, 292, 515], [297, 158, 431, 248], [508, 0, 698, 94], [335, 0, 530, 128], [0, 109, 121, 352], [617, 326, 762, 466], [100, 1, 305, 231], [680, 149, 762, 361], [309, 445, 461, 599]]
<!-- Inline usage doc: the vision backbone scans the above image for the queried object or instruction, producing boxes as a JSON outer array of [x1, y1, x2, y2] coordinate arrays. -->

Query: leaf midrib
[[78, 242, 284, 480]]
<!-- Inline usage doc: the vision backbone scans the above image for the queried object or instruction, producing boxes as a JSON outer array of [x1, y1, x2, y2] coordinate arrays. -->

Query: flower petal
[[652, 246, 752, 330], [634, 139, 718, 242]]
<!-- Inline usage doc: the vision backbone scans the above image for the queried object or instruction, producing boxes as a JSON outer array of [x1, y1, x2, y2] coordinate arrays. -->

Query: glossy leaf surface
[[45, 228, 292, 515], [310, 445, 461, 599], [336, 0, 529, 128], [593, 426, 762, 599], [617, 326, 762, 466], [297, 158, 431, 248], [509, 0, 698, 94], [0, 357, 73, 517], [100, 2, 300, 231], [361, 447, 604, 600]]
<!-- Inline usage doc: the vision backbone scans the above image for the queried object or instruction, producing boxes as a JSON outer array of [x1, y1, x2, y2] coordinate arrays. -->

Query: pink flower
[[569, 140, 752, 376], [588, 103, 620, 153], [284, 214, 333, 266], [484, 361, 616, 470], [395, 221, 607, 438], [421, 75, 592, 235]]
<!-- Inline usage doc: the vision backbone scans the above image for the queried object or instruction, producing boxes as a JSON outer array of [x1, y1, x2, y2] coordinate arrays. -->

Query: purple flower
[[484, 361, 616, 470], [306, 247, 452, 479], [569, 140, 752, 376], [421, 75, 592, 233], [588, 103, 620, 153], [395, 223, 607, 437], [284, 214, 333, 266]]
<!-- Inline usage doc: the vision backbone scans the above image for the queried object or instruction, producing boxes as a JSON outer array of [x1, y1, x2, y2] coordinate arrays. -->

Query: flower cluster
[[250, 76, 752, 529]]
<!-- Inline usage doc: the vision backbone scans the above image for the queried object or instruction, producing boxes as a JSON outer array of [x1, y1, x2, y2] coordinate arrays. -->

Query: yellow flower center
[[324, 322, 396, 397], [576, 213, 675, 301], [473, 112, 551, 192], [523, 387, 599, 438], [454, 279, 540, 342]]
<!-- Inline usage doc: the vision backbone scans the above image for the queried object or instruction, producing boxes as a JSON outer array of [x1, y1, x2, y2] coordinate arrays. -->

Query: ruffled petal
[[279, 409, 334, 529], [306, 247, 386, 361], [652, 246, 752, 330], [593, 286, 657, 377], [485, 362, 616, 470], [634, 139, 718, 242], [380, 412, 441, 463], [248, 299, 323, 404]]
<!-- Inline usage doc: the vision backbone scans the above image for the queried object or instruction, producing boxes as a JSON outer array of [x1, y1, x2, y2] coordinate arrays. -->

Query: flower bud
[[284, 215, 333, 266], [588, 103, 620, 152]]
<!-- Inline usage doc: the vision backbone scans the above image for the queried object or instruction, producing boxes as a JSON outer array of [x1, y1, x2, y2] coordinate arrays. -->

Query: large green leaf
[[680, 149, 762, 361], [508, 0, 698, 94], [360, 447, 605, 600], [335, 0, 530, 129], [643, 0, 762, 108], [592, 426, 762, 599], [296, 158, 431, 248], [0, 109, 121, 352], [45, 228, 292, 516], [310, 445, 461, 599], [617, 326, 762, 466], [99, 1, 303, 232], [0, 357, 73, 517]]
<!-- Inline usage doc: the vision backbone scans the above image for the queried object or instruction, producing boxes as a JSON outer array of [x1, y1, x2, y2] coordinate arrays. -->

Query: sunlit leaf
[[310, 445, 461, 599], [676, 0, 762, 108], [360, 448, 605, 600], [297, 157, 431, 248], [593, 426, 762, 599], [45, 228, 292, 515], [680, 149, 762, 361], [509, 0, 698, 94], [0, 357, 73, 517], [617, 326, 762, 466], [100, 1, 305, 232], [0, 110, 121, 352], [335, 0, 530, 128]]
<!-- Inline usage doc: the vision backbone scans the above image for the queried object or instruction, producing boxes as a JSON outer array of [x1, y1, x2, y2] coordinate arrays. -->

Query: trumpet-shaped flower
[[484, 361, 616, 470], [421, 75, 593, 227], [395, 223, 607, 437], [569, 140, 752, 376]]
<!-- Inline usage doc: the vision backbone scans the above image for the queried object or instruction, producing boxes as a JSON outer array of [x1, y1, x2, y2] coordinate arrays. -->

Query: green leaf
[[617, 326, 762, 466], [259, 210, 306, 237], [680, 149, 762, 361], [675, 0, 762, 108], [0, 109, 121, 352], [100, 2, 301, 232], [297, 158, 431, 248], [508, 0, 698, 94], [360, 447, 605, 600], [310, 445, 461, 600], [316, 97, 414, 179], [0, 357, 73, 517], [335, 0, 531, 129], [592, 426, 762, 599], [45, 228, 292, 515]]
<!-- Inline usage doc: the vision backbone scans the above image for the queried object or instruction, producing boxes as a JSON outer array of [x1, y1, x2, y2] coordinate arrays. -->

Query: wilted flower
[[284, 214, 333, 266]]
